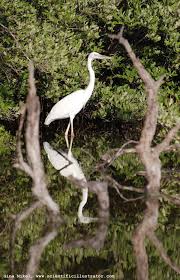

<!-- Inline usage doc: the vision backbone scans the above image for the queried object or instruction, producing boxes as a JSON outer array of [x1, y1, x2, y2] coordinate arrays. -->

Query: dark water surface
[[0, 121, 179, 279]]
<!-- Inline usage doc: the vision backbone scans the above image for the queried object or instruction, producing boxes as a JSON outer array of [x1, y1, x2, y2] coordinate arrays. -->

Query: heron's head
[[88, 52, 110, 61]]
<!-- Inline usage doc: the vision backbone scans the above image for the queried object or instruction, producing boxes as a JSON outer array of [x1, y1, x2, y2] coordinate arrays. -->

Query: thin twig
[[13, 104, 33, 177], [107, 140, 137, 166], [161, 193, 180, 206], [97, 147, 136, 170], [105, 175, 144, 194]]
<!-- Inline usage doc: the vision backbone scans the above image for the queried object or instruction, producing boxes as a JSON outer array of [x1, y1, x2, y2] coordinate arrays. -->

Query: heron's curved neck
[[86, 57, 95, 95], [78, 187, 88, 216]]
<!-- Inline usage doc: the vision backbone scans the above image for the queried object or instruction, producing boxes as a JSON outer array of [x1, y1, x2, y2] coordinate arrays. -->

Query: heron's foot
[[79, 216, 98, 224]]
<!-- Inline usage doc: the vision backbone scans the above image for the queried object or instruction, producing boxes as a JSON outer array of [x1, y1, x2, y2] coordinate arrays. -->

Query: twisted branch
[[14, 62, 60, 214], [109, 27, 180, 279]]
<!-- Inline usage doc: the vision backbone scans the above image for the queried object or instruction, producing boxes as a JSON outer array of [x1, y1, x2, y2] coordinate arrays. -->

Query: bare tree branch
[[110, 27, 180, 279], [132, 197, 159, 280], [14, 62, 59, 214], [161, 193, 180, 206], [9, 201, 42, 274], [103, 140, 137, 167], [96, 146, 136, 171], [13, 104, 33, 177], [109, 27, 164, 149], [155, 122, 180, 153], [11, 62, 64, 279], [163, 143, 180, 152], [109, 27, 155, 88], [25, 213, 62, 280], [105, 175, 144, 194], [148, 232, 180, 274]]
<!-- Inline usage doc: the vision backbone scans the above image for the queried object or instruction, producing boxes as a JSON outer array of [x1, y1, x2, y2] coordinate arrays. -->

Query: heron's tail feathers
[[44, 114, 52, 125]]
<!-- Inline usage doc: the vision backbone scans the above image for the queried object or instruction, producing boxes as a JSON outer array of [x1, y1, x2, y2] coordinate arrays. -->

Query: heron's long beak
[[99, 54, 111, 60]]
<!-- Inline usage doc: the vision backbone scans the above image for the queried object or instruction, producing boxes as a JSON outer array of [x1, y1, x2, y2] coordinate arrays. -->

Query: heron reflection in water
[[43, 142, 97, 224]]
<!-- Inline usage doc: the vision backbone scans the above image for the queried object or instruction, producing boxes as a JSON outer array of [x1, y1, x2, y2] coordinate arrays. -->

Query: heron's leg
[[70, 116, 74, 138], [69, 136, 73, 153], [65, 121, 70, 148], [69, 116, 74, 152], [65, 121, 70, 137], [65, 135, 69, 149]]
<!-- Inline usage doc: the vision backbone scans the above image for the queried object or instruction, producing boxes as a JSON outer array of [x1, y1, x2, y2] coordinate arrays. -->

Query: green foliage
[[0, 125, 14, 155], [0, 84, 18, 120], [0, 0, 179, 125]]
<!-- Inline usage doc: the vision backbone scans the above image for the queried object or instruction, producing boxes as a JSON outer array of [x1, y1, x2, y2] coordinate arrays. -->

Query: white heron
[[44, 52, 110, 150], [43, 142, 97, 224]]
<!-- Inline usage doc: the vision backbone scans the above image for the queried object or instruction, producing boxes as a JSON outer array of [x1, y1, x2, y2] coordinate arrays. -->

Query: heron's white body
[[45, 89, 89, 125], [43, 142, 96, 223]]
